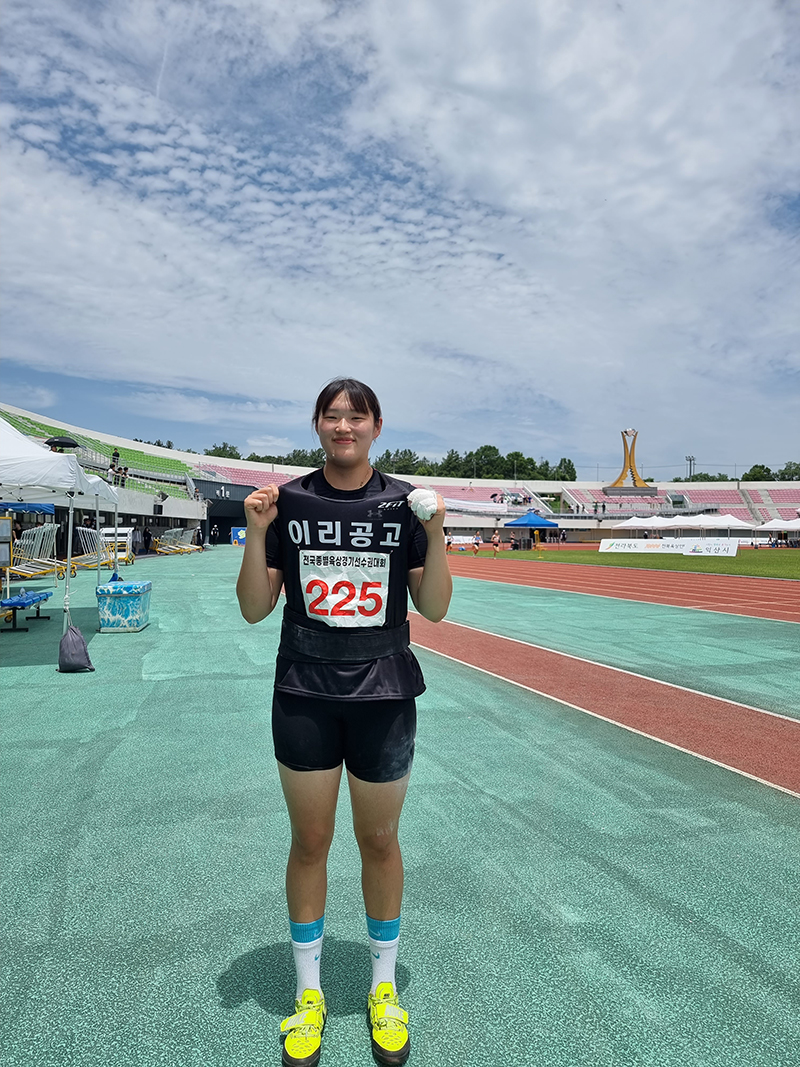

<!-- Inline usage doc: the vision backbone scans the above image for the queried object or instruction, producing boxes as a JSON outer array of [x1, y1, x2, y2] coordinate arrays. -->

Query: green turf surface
[[444, 576, 800, 717], [488, 548, 800, 579], [3, 549, 800, 1066]]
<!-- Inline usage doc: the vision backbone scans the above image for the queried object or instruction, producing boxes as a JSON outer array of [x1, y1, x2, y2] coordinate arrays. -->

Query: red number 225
[[306, 579, 383, 617]]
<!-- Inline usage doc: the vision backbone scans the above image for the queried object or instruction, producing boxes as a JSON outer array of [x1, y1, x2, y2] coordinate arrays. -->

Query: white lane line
[[412, 641, 800, 801], [469, 558, 800, 584], [408, 611, 800, 724], [448, 571, 800, 624]]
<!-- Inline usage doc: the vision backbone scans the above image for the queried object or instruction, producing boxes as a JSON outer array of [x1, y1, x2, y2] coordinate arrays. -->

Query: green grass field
[[482, 548, 800, 579]]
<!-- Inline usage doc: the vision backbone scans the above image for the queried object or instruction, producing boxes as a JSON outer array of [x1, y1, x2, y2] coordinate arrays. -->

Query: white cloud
[[1, 0, 798, 470], [246, 434, 295, 452], [2, 383, 58, 410], [115, 390, 303, 427]]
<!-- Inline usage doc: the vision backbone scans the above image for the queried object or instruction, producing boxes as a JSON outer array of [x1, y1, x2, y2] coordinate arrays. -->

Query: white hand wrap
[[407, 488, 438, 521]]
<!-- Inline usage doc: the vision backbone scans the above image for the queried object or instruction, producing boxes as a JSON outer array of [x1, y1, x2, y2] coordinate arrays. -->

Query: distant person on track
[[491, 529, 501, 558], [236, 377, 451, 1067], [445, 529, 453, 553], [472, 530, 482, 556]]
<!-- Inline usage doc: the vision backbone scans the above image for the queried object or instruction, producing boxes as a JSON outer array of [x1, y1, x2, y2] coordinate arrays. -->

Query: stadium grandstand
[[2, 402, 798, 543]]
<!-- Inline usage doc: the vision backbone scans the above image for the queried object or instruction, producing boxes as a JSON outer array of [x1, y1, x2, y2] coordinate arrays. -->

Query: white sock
[[366, 914, 400, 994], [289, 916, 324, 1001]]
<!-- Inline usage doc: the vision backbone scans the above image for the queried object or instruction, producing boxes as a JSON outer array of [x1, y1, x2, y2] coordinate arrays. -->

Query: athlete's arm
[[236, 485, 284, 624], [408, 494, 452, 623]]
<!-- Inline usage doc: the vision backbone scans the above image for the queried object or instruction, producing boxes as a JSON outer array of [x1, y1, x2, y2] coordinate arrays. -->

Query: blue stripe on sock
[[366, 914, 400, 942], [290, 915, 325, 943]]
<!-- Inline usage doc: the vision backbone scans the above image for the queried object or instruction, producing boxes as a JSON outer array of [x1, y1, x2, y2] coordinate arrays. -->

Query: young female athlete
[[490, 529, 501, 559], [236, 379, 452, 1066]]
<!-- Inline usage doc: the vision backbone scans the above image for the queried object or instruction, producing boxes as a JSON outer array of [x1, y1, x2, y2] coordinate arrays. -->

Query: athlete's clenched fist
[[243, 485, 280, 530]]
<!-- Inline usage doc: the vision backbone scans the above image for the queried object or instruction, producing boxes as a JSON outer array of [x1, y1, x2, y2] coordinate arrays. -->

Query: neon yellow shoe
[[280, 989, 326, 1067], [367, 982, 410, 1065]]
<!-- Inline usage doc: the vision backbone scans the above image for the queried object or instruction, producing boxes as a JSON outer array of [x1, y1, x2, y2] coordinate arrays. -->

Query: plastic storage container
[[96, 580, 152, 632]]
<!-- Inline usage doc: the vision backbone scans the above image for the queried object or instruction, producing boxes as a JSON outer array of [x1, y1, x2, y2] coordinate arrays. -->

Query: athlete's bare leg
[[348, 770, 410, 920], [278, 762, 343, 923]]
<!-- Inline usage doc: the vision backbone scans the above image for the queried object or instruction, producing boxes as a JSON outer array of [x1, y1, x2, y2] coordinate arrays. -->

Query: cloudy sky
[[2, 0, 798, 478]]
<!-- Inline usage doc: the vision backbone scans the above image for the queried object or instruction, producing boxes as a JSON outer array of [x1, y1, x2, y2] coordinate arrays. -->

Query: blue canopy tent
[[504, 511, 558, 528], [0, 503, 56, 514]]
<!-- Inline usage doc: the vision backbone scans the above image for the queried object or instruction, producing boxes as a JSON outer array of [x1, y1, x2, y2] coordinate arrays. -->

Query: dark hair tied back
[[313, 378, 382, 428]]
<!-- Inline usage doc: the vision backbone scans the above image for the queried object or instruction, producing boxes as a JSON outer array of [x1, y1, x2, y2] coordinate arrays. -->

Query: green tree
[[414, 463, 435, 476], [777, 461, 800, 481], [373, 449, 395, 472], [475, 445, 505, 478], [742, 464, 774, 481], [204, 442, 241, 459], [684, 472, 731, 482], [281, 448, 325, 467], [537, 458, 553, 480], [437, 449, 463, 477], [503, 450, 536, 480], [554, 457, 577, 481], [392, 448, 420, 474]]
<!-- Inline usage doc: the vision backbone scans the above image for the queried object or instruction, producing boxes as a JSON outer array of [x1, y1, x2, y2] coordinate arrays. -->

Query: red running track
[[410, 614, 800, 795], [446, 556, 800, 623]]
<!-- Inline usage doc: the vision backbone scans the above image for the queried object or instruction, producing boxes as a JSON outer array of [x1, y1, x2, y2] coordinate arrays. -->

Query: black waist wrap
[[280, 607, 411, 663]]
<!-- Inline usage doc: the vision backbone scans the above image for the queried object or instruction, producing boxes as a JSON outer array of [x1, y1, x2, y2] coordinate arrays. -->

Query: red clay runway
[[410, 613, 800, 795], [446, 556, 800, 623]]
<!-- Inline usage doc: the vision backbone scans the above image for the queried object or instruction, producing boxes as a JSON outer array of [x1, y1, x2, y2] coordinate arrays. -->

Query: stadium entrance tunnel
[[194, 479, 250, 541]]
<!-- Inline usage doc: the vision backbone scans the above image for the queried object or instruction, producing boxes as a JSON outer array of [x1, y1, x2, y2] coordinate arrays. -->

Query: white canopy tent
[[756, 517, 800, 531], [0, 419, 118, 631], [660, 513, 755, 531], [611, 516, 672, 530], [0, 419, 116, 506]]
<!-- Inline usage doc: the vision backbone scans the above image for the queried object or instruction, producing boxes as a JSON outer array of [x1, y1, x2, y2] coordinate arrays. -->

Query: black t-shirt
[[266, 469, 428, 700]]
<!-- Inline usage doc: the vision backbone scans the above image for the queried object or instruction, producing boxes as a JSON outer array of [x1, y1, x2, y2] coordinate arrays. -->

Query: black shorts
[[272, 691, 416, 783]]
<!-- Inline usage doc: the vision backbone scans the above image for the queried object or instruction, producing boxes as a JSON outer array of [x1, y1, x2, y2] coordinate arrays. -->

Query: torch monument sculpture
[[605, 428, 657, 494]]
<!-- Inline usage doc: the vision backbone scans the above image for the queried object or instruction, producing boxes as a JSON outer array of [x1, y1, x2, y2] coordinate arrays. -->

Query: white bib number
[[299, 551, 390, 628]]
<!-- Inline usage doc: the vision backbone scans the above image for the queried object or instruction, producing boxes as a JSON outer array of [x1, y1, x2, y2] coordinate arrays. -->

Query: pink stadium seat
[[431, 484, 505, 502], [196, 464, 292, 488], [724, 509, 756, 521], [681, 489, 746, 505]]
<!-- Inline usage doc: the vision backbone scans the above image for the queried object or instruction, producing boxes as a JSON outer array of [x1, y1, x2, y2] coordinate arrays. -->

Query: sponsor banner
[[599, 538, 738, 557], [681, 538, 739, 556], [231, 527, 247, 545]]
